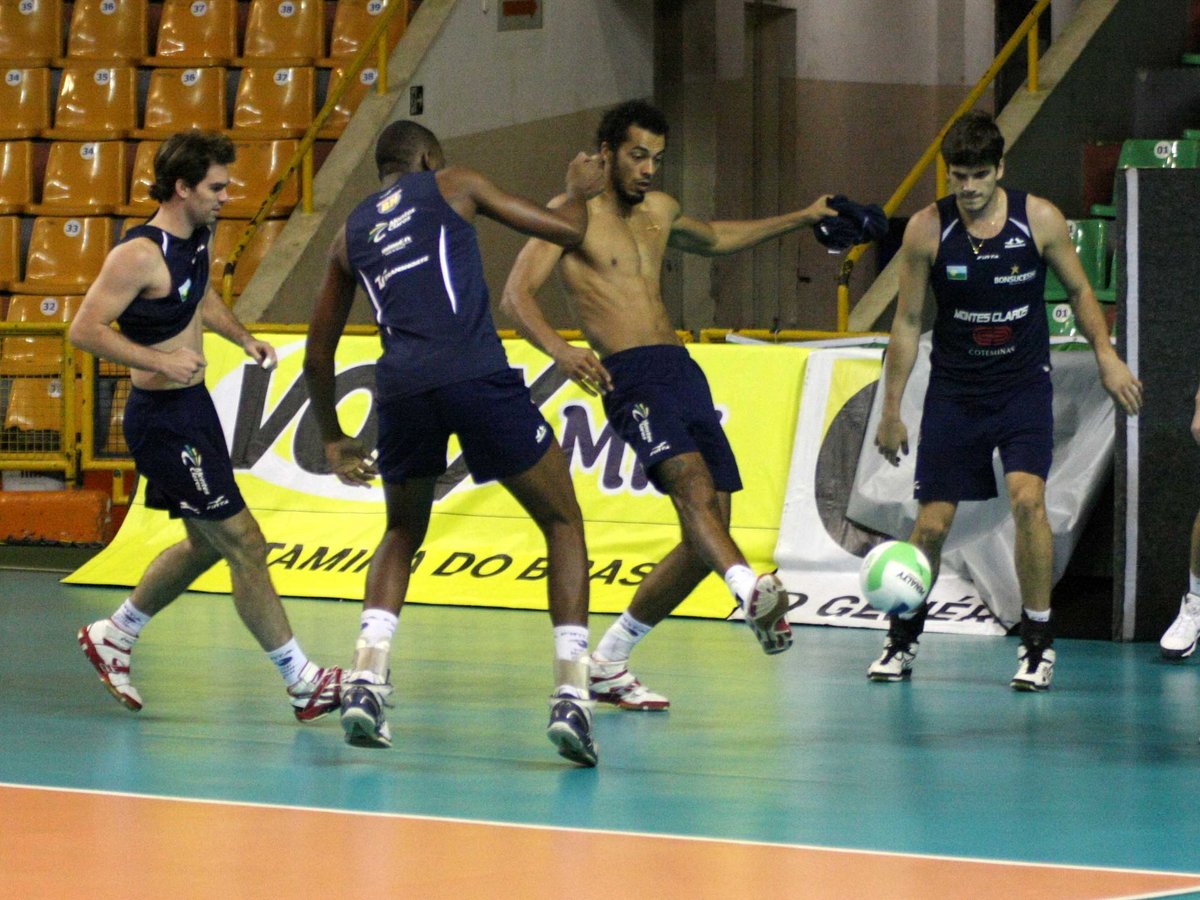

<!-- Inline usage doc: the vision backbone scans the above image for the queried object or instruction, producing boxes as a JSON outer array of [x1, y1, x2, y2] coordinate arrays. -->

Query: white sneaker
[[867, 637, 918, 682], [1160, 593, 1200, 660], [590, 657, 669, 710], [1011, 645, 1056, 691], [287, 662, 344, 722], [745, 573, 793, 655], [77, 619, 142, 711]]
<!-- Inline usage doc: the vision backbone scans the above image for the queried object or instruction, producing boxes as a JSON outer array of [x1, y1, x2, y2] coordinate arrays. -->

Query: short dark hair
[[149, 130, 236, 202], [375, 119, 440, 178], [941, 110, 1004, 168], [597, 99, 668, 152]]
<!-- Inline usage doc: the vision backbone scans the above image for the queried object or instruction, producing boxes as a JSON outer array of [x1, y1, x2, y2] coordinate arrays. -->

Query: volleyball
[[859, 540, 932, 615]]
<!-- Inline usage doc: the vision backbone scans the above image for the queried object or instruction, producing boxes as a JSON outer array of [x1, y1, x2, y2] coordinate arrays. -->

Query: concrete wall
[[247, 0, 1192, 331], [250, 0, 653, 325], [1003, 0, 1192, 217]]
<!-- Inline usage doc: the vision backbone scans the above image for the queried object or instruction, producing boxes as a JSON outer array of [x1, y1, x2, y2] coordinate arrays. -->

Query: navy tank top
[[345, 170, 509, 399], [928, 189, 1049, 395], [116, 224, 210, 345]]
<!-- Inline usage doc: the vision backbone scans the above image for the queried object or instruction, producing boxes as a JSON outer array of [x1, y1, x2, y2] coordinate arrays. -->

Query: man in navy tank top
[[869, 111, 1143, 690], [503, 100, 840, 711], [303, 121, 606, 765], [69, 131, 343, 723]]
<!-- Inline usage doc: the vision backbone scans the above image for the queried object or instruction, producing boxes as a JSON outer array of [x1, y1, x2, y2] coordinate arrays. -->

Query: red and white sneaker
[[77, 619, 142, 712], [745, 573, 793, 655], [288, 662, 344, 722], [590, 657, 669, 710]]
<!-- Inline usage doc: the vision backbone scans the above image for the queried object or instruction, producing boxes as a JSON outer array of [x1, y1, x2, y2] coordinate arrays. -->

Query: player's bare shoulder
[[638, 191, 677, 231], [100, 233, 168, 286], [1023, 192, 1067, 233], [896, 202, 938, 259]]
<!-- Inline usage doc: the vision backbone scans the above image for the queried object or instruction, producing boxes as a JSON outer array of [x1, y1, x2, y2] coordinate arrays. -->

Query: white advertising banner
[[774, 346, 1004, 636]]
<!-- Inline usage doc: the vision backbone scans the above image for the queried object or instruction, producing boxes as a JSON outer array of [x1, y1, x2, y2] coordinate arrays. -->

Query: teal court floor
[[3, 566, 1200, 898]]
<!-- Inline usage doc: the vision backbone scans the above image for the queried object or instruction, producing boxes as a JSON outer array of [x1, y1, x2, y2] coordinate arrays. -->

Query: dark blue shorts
[[123, 384, 246, 520], [914, 375, 1053, 502], [601, 345, 742, 493], [375, 368, 552, 484]]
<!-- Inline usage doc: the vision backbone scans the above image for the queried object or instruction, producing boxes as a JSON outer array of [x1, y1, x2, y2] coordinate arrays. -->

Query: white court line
[[4, 780, 1200, 882]]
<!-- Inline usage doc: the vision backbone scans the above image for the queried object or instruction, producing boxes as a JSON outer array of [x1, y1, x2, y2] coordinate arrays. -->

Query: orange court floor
[[2, 565, 1200, 900]]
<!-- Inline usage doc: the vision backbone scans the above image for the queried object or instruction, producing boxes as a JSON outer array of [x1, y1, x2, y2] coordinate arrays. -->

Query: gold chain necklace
[[964, 210, 1002, 256]]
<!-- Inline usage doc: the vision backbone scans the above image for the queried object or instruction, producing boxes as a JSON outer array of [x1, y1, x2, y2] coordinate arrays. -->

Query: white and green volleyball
[[859, 540, 932, 615]]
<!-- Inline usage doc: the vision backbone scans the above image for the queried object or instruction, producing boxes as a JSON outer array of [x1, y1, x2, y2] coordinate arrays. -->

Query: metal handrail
[[835, 0, 1052, 330], [220, 0, 411, 306]]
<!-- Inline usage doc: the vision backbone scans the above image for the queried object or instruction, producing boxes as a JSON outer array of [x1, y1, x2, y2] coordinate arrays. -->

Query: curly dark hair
[[596, 99, 668, 152], [149, 130, 236, 203], [940, 110, 1005, 168]]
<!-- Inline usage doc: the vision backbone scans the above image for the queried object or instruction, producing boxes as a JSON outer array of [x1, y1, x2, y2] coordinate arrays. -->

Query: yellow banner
[[66, 336, 809, 618]]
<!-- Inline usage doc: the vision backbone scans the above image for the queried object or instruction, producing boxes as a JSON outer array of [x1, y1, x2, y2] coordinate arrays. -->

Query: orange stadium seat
[[27, 140, 128, 216], [2, 374, 83, 438], [133, 66, 229, 138], [319, 0, 406, 67], [0, 68, 53, 141], [57, 0, 149, 65], [144, 0, 237, 67], [223, 139, 299, 217], [8, 216, 116, 295], [1, 295, 81, 376], [210, 218, 286, 297], [115, 139, 160, 219], [229, 65, 315, 139], [239, 0, 325, 65], [317, 65, 377, 138], [43, 65, 138, 141], [0, 217, 22, 292], [0, 142, 35, 215], [0, 0, 64, 67], [4, 377, 64, 432]]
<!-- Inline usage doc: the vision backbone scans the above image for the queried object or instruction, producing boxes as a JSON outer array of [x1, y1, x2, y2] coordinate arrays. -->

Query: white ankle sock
[[267, 637, 310, 686], [594, 612, 651, 662], [723, 564, 757, 607], [1023, 607, 1051, 623], [1189, 572, 1200, 597], [553, 625, 589, 662], [360, 608, 399, 646], [110, 598, 151, 637]]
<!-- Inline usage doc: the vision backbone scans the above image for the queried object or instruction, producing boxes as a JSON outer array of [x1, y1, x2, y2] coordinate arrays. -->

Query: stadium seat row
[[0, 139, 300, 220], [0, 215, 285, 299], [0, 0, 409, 69], [0, 65, 371, 142]]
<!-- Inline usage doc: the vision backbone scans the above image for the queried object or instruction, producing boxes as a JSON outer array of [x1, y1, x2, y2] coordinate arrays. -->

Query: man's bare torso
[[559, 191, 682, 358]]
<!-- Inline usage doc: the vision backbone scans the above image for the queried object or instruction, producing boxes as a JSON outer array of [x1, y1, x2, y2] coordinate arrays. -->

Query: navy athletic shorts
[[123, 384, 246, 520], [601, 344, 742, 493], [914, 374, 1053, 502], [375, 368, 552, 484]]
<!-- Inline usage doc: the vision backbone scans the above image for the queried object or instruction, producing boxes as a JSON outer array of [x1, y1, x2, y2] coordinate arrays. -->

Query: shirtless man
[[70, 130, 342, 721], [502, 99, 837, 710]]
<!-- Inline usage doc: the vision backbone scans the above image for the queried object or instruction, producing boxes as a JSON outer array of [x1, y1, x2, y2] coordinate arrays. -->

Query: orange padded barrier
[[0, 489, 112, 543]]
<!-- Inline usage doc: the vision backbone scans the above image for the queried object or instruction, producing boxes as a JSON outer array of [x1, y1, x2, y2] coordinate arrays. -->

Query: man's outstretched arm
[[667, 194, 836, 256]]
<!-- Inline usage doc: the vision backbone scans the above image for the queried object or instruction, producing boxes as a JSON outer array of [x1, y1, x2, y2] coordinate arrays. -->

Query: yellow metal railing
[[0, 322, 79, 479], [836, 0, 1052, 330], [221, 0, 411, 306]]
